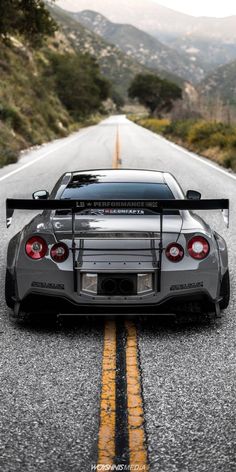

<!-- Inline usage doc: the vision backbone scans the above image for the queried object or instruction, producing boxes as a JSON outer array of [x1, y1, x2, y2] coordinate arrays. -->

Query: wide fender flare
[[214, 231, 228, 277], [6, 232, 22, 271]]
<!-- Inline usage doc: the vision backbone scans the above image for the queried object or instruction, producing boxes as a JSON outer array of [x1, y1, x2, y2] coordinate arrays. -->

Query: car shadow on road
[[8, 313, 106, 337], [7, 310, 225, 338], [137, 313, 224, 336]]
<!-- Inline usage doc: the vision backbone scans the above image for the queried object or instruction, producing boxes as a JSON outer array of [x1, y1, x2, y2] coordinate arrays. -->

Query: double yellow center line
[[97, 321, 149, 470], [97, 321, 117, 465], [112, 127, 122, 169], [125, 321, 148, 468]]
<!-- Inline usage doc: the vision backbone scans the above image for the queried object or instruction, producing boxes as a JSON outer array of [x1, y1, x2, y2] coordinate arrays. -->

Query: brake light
[[25, 236, 47, 260], [166, 243, 184, 262], [188, 236, 210, 260], [50, 242, 69, 263]]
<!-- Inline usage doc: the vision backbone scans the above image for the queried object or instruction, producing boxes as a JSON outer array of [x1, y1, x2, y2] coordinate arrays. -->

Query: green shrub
[[139, 118, 170, 134], [0, 104, 22, 129], [187, 121, 236, 151], [0, 148, 18, 166], [208, 132, 228, 149], [165, 120, 195, 140], [0, 103, 34, 141], [226, 135, 236, 149], [222, 150, 236, 171], [0, 124, 23, 166]]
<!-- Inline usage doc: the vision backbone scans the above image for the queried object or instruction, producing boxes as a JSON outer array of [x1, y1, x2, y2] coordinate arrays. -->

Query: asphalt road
[[0, 116, 235, 471]]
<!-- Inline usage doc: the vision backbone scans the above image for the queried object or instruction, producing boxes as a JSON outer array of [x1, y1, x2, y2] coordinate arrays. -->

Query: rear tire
[[9, 310, 32, 325], [219, 270, 230, 310], [5, 269, 15, 309], [10, 309, 57, 326]]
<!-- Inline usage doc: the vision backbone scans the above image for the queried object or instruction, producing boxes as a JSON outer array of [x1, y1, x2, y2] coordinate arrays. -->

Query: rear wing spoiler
[[6, 198, 229, 228]]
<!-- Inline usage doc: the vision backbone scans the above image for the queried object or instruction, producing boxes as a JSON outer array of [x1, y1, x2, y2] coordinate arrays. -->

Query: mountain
[[56, 0, 236, 41], [56, 0, 236, 77], [199, 61, 236, 105], [48, 4, 185, 98], [194, 60, 236, 123], [75, 10, 205, 83], [166, 36, 236, 74]]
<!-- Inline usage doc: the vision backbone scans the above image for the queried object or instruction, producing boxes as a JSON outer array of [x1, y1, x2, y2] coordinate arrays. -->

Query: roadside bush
[[0, 148, 18, 166], [0, 103, 34, 142], [139, 118, 170, 134], [226, 135, 236, 149], [222, 150, 236, 171], [187, 121, 236, 151], [0, 123, 24, 166], [208, 132, 229, 149], [0, 104, 23, 131], [165, 120, 195, 140]]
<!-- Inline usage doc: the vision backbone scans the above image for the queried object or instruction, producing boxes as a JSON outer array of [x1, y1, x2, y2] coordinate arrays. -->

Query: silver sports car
[[5, 169, 230, 321]]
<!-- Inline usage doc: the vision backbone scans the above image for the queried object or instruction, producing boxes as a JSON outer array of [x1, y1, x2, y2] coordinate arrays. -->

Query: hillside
[[75, 10, 205, 83], [0, 35, 76, 167], [48, 4, 185, 97], [199, 61, 236, 105], [166, 36, 236, 74]]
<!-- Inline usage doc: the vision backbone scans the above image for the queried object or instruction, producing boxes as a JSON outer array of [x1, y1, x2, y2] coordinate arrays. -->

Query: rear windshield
[[61, 182, 175, 200]]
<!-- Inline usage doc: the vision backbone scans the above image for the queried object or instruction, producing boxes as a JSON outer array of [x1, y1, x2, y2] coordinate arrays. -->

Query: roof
[[70, 169, 166, 184]]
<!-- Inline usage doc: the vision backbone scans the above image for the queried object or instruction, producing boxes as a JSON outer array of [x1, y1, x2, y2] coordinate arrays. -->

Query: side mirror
[[186, 190, 201, 200], [32, 190, 49, 200]]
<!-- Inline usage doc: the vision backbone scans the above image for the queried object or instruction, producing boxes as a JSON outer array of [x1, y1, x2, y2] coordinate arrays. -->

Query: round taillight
[[166, 243, 184, 262], [25, 236, 47, 260], [50, 242, 69, 263], [188, 236, 210, 260]]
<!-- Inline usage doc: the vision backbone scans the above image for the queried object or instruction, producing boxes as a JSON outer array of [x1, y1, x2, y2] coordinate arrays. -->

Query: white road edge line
[[0, 132, 85, 183]]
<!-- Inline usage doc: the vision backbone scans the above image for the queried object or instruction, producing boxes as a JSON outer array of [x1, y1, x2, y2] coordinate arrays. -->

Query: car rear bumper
[[19, 291, 218, 316]]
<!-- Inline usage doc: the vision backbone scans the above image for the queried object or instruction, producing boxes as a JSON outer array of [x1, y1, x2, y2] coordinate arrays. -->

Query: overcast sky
[[154, 0, 236, 17]]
